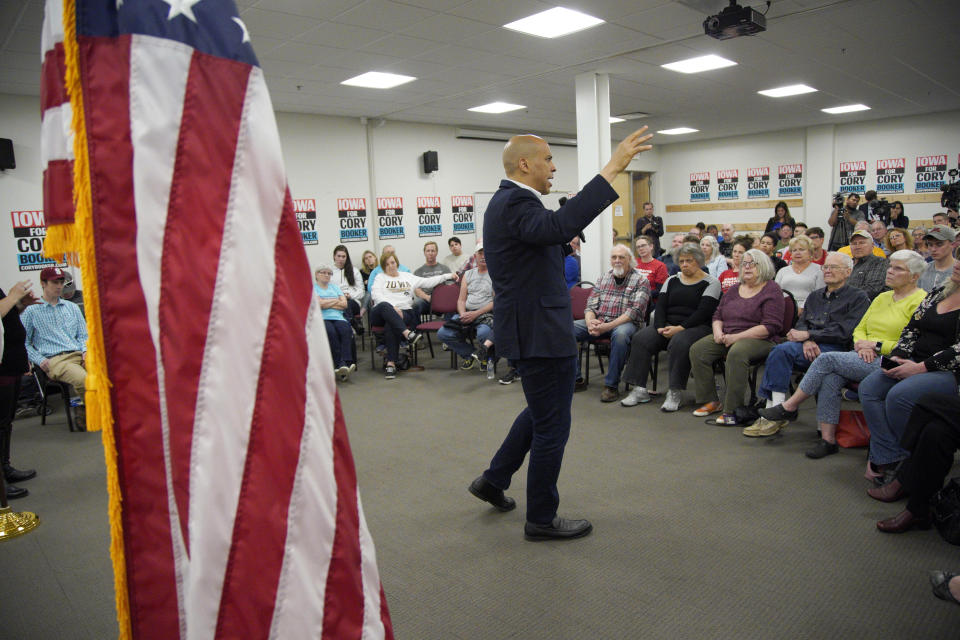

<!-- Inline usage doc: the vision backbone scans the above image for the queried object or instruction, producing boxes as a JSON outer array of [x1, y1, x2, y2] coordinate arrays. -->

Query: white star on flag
[[232, 17, 250, 43], [162, 0, 202, 23]]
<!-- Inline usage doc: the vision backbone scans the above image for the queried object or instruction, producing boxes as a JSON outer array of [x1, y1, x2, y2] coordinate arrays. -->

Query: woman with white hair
[[688, 249, 785, 425], [699, 234, 728, 279], [760, 250, 928, 459], [314, 263, 357, 381], [774, 234, 823, 312]]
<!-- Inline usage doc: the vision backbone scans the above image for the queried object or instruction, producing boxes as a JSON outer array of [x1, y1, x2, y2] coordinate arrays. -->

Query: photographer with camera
[[828, 192, 864, 251], [940, 169, 960, 228]]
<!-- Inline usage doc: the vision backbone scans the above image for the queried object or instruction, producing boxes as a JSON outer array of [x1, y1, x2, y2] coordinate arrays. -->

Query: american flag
[[40, 1, 393, 638]]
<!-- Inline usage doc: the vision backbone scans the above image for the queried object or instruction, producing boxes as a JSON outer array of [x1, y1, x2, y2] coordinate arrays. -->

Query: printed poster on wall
[[689, 172, 710, 202], [293, 198, 317, 245], [717, 169, 739, 200], [376, 197, 405, 240], [777, 164, 803, 197], [875, 158, 905, 195], [337, 197, 368, 243], [452, 195, 475, 234], [747, 167, 770, 199], [416, 196, 442, 237], [10, 210, 68, 272], [915, 154, 947, 193], [838, 161, 866, 195]]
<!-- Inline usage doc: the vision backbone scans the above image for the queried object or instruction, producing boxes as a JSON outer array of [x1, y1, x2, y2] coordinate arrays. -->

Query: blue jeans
[[574, 320, 637, 388], [757, 341, 844, 399], [796, 350, 878, 425], [859, 368, 959, 465], [437, 315, 493, 359], [323, 319, 354, 368]]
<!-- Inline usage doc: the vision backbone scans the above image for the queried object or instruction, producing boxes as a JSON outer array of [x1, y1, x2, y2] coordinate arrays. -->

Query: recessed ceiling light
[[503, 7, 604, 39], [821, 104, 871, 114], [609, 116, 625, 123], [758, 84, 817, 97], [661, 54, 736, 74], [657, 127, 699, 135], [468, 102, 526, 114], [341, 71, 416, 89]]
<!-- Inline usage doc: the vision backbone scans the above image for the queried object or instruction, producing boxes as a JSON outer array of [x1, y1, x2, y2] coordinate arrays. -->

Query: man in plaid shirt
[[575, 244, 651, 402]]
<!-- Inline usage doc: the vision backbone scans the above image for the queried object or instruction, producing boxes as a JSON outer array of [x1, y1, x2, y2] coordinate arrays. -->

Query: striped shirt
[[20, 297, 88, 365]]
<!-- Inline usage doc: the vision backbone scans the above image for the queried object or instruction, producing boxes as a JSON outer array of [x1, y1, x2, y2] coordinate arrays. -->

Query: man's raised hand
[[601, 126, 653, 183]]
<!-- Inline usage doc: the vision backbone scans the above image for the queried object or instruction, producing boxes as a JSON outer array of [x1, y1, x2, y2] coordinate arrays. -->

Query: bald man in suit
[[468, 127, 653, 541]]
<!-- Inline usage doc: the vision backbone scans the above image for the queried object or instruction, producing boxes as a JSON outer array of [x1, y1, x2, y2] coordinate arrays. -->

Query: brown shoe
[[867, 478, 906, 503], [876, 509, 931, 533], [600, 386, 619, 403]]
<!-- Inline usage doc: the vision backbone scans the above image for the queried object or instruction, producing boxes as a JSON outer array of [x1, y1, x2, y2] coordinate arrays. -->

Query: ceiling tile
[[295, 22, 389, 48], [361, 34, 446, 58], [254, 0, 363, 20], [335, 0, 435, 30], [239, 7, 321, 39], [398, 14, 496, 44]]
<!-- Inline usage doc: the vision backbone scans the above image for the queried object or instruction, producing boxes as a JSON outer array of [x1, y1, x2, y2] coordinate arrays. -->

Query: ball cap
[[849, 229, 873, 241], [925, 225, 957, 242], [40, 266, 66, 281]]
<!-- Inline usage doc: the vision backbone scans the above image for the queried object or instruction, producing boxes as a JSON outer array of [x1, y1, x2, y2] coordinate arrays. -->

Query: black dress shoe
[[867, 478, 906, 502], [524, 517, 593, 541], [468, 476, 516, 512], [574, 378, 588, 392], [758, 404, 798, 422], [876, 509, 931, 533], [5, 483, 29, 500], [4, 464, 37, 483], [930, 570, 960, 605], [804, 439, 839, 459]]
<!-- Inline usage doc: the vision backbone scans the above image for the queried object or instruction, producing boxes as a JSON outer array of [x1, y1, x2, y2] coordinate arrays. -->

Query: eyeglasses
[[821, 264, 848, 271], [740, 260, 756, 267]]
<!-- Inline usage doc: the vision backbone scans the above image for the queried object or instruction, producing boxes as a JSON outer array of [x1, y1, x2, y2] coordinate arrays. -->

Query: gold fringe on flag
[[55, 1, 132, 638]]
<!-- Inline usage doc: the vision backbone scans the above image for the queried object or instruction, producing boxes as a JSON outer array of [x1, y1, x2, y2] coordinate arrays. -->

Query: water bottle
[[487, 359, 495, 380]]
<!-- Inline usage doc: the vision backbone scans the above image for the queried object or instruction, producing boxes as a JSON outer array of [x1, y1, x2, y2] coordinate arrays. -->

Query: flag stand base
[[0, 506, 40, 541]]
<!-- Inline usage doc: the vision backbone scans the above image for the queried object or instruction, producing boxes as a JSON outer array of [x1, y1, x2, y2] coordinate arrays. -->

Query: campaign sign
[[452, 195, 475, 234], [10, 210, 68, 272], [416, 196, 442, 237], [915, 155, 947, 193], [777, 164, 803, 197], [689, 172, 710, 202], [376, 197, 405, 240], [875, 158, 905, 194], [747, 166, 770, 199], [717, 169, 739, 200], [838, 160, 866, 194], [337, 197, 368, 243], [293, 198, 318, 245]]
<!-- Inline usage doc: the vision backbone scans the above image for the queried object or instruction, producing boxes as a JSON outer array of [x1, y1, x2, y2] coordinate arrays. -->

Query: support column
[[575, 72, 611, 284], [804, 124, 836, 232]]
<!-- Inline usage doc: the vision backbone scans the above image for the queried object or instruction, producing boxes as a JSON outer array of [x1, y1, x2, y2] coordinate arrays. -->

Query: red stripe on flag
[[41, 43, 68, 113], [80, 34, 181, 638], [214, 191, 311, 638], [42, 159, 75, 225], [322, 393, 366, 638], [159, 50, 251, 554], [380, 583, 395, 639]]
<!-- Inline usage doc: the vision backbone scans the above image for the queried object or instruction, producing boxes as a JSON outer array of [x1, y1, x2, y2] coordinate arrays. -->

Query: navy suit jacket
[[483, 175, 618, 360]]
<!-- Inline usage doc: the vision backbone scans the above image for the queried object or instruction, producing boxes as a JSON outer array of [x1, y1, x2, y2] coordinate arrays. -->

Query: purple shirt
[[713, 280, 785, 338]]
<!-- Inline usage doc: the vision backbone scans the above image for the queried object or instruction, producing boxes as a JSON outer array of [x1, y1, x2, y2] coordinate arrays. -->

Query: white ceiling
[[2, 0, 959, 144]]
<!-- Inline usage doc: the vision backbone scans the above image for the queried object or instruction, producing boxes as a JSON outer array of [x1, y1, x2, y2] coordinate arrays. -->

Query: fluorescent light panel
[[503, 7, 604, 38], [658, 127, 699, 135], [341, 71, 415, 89], [822, 104, 871, 114], [758, 84, 817, 97], [661, 54, 736, 74], [468, 102, 525, 114]]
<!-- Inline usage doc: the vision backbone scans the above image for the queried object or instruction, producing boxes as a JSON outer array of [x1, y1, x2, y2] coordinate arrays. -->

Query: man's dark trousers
[[483, 355, 577, 525]]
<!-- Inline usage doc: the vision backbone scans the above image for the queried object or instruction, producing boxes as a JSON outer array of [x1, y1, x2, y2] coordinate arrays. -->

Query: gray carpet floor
[[2, 351, 958, 639]]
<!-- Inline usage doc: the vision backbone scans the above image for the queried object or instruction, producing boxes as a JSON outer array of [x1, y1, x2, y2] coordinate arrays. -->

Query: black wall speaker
[[422, 150, 438, 173], [0, 139, 14, 170]]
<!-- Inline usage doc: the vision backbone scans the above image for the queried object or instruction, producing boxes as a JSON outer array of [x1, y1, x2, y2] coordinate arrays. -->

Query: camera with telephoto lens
[[942, 169, 960, 211], [832, 192, 845, 207], [869, 197, 891, 221]]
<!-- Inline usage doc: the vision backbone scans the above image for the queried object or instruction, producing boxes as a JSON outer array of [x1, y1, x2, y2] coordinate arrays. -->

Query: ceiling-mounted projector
[[704, 1, 766, 39]]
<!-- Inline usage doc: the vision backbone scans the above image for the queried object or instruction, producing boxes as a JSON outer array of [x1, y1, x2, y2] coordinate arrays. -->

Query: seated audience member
[[869, 219, 888, 252], [331, 245, 365, 319], [634, 235, 668, 294], [757, 232, 788, 272], [839, 221, 886, 258], [660, 233, 686, 276], [870, 393, 960, 533], [911, 227, 929, 260], [765, 201, 795, 233], [634, 201, 664, 256], [1, 280, 39, 500], [775, 223, 794, 253], [20, 267, 88, 412], [366, 245, 411, 293], [888, 200, 909, 229], [774, 235, 824, 312], [442, 236, 470, 273], [783, 226, 827, 265], [413, 241, 452, 317], [564, 236, 581, 288], [688, 226, 702, 239], [718, 236, 751, 293], [932, 212, 951, 228], [918, 225, 957, 292], [794, 222, 808, 236], [688, 249, 785, 425], [848, 230, 890, 299], [438, 245, 495, 370], [574, 245, 651, 402], [700, 234, 728, 279], [884, 227, 913, 256], [370, 253, 457, 379], [620, 243, 721, 412], [760, 251, 927, 457], [359, 249, 379, 288], [745, 252, 869, 437], [314, 264, 356, 381], [718, 223, 736, 257], [705, 224, 719, 239], [856, 260, 960, 485]]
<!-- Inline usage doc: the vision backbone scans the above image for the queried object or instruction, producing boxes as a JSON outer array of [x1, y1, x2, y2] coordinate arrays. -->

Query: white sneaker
[[621, 386, 651, 407], [336, 366, 349, 381], [660, 389, 682, 412]]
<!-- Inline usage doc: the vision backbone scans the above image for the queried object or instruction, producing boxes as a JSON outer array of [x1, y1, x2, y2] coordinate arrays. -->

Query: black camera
[[869, 197, 891, 222], [832, 192, 845, 207], [941, 169, 960, 211]]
